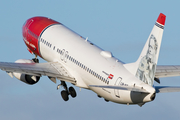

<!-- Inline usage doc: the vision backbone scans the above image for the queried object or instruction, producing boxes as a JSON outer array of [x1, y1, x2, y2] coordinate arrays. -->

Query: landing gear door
[[114, 77, 122, 98]]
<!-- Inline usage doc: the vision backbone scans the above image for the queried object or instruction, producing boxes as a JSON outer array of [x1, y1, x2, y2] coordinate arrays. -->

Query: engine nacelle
[[12, 59, 40, 85]]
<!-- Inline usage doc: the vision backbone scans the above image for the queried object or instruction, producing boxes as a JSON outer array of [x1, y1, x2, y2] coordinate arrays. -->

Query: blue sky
[[0, 0, 180, 119]]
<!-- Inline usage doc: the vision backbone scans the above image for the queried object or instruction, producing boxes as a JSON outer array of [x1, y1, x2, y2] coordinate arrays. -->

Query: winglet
[[157, 13, 166, 25]]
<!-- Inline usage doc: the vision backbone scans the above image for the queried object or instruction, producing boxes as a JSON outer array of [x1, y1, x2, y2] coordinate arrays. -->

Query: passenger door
[[114, 77, 122, 98]]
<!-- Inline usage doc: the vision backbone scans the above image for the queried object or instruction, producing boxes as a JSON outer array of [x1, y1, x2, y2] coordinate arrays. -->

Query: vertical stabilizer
[[135, 13, 166, 86], [124, 13, 166, 86]]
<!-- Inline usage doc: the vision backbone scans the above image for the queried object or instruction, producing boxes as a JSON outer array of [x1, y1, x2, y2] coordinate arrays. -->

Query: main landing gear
[[57, 81, 77, 101], [32, 55, 77, 101]]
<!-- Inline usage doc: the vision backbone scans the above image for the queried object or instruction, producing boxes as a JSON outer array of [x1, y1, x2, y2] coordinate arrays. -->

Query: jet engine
[[12, 59, 40, 85]]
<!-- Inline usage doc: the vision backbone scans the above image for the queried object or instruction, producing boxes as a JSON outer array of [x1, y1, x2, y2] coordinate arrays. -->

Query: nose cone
[[22, 16, 60, 38], [22, 16, 61, 56]]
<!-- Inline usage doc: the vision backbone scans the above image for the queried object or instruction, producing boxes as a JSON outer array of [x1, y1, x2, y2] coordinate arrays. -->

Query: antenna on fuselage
[[85, 37, 88, 42]]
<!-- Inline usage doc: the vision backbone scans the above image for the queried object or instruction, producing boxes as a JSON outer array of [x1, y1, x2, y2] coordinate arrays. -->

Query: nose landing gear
[[32, 55, 39, 63], [57, 81, 77, 101]]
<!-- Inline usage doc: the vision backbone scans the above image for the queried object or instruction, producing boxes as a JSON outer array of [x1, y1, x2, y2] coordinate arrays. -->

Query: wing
[[155, 86, 180, 93], [0, 62, 76, 84], [155, 65, 180, 78], [89, 85, 150, 93]]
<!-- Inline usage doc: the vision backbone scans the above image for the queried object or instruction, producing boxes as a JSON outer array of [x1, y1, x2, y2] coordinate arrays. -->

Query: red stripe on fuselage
[[22, 17, 60, 57]]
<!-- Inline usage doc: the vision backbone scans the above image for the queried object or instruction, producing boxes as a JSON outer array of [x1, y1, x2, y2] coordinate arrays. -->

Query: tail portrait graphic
[[136, 34, 158, 86]]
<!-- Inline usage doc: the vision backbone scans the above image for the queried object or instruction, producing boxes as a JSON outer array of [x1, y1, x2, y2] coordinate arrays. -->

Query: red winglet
[[157, 13, 166, 25]]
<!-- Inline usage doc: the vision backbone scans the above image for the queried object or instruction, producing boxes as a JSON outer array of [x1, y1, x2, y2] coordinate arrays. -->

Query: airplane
[[1, 13, 180, 107]]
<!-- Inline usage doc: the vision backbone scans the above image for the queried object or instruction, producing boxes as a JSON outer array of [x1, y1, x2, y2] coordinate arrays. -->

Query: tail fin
[[124, 13, 166, 86]]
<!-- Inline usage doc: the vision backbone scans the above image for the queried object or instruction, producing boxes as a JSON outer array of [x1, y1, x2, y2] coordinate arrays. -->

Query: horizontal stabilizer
[[156, 65, 180, 78], [155, 86, 180, 93], [89, 85, 150, 93]]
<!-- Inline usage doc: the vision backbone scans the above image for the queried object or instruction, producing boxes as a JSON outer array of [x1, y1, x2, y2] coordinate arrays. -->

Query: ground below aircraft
[[1, 13, 180, 107]]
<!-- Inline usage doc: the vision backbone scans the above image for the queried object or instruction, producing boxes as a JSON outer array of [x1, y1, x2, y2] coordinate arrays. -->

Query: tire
[[69, 87, 77, 98], [61, 90, 69, 101]]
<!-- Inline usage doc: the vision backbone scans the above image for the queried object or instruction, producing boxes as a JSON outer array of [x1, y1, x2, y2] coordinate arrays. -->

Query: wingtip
[[157, 13, 166, 25]]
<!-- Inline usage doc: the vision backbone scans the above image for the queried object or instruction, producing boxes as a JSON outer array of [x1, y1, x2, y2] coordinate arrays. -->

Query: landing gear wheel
[[69, 87, 77, 98], [61, 90, 69, 101], [32, 58, 39, 63]]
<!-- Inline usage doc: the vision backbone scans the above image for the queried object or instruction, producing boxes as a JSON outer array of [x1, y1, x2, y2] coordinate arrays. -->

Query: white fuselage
[[38, 24, 155, 104]]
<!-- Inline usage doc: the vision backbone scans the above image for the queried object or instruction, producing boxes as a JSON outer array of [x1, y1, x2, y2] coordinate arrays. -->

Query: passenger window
[[92, 72, 94, 75], [97, 75, 100, 79]]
